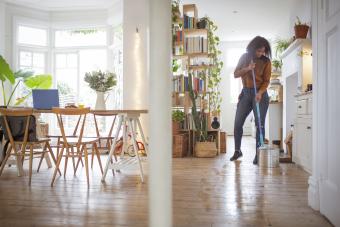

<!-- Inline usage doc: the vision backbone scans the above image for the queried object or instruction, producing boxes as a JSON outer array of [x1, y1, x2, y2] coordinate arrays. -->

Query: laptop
[[32, 89, 60, 110]]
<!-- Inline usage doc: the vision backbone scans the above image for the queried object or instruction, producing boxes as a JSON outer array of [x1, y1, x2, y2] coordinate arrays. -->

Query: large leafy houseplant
[[0, 55, 52, 106]]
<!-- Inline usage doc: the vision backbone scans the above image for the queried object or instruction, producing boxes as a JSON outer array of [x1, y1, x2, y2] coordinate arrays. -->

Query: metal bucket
[[258, 145, 280, 168]]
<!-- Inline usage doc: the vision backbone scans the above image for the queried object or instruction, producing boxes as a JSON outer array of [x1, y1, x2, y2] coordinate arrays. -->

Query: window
[[227, 48, 245, 103], [19, 51, 46, 74], [55, 28, 107, 47], [18, 25, 47, 46]]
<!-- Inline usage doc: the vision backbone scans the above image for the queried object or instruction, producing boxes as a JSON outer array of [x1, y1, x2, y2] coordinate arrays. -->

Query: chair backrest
[[52, 107, 90, 146], [0, 108, 37, 144]]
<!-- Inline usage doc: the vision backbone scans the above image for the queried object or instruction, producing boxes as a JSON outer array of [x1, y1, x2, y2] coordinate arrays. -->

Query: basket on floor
[[195, 142, 217, 158]]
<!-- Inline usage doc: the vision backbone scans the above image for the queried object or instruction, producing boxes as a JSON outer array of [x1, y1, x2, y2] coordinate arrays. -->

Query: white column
[[0, 0, 5, 55], [149, 0, 172, 226], [122, 0, 149, 137], [308, 0, 320, 210]]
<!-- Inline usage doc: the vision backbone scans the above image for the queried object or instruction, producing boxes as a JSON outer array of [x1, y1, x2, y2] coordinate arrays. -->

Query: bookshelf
[[172, 3, 222, 155]]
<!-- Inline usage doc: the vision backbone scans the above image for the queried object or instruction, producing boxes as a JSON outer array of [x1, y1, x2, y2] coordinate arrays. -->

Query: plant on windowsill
[[172, 109, 185, 135], [0, 55, 52, 107], [84, 70, 117, 110]]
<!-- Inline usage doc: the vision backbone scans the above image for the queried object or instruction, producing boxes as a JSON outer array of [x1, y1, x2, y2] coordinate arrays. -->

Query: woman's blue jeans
[[234, 88, 269, 151]]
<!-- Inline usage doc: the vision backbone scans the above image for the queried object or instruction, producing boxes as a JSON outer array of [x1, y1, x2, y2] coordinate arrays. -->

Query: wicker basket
[[294, 25, 309, 39], [173, 133, 189, 158], [195, 141, 217, 158]]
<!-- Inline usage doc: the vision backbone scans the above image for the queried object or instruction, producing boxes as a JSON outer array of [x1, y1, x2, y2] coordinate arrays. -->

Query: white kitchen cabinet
[[293, 93, 312, 173]]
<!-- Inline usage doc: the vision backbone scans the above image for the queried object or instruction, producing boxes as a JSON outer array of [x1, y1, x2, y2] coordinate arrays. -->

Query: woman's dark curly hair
[[246, 36, 272, 60]]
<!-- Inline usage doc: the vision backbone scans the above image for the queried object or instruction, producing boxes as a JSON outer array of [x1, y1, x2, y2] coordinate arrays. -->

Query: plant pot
[[95, 91, 106, 110], [197, 19, 207, 29], [294, 25, 309, 39], [172, 121, 181, 135], [195, 141, 217, 158]]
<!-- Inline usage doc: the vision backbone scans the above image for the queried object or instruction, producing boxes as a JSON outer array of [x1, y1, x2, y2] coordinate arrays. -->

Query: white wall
[[122, 0, 149, 137], [122, 0, 148, 110], [288, 0, 312, 38]]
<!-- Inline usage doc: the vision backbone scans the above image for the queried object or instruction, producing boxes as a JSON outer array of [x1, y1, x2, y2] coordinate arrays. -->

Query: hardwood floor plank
[[0, 136, 332, 227]]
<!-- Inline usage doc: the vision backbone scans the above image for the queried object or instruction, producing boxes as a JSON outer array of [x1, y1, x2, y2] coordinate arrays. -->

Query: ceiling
[[5, 0, 116, 11], [181, 0, 296, 41]]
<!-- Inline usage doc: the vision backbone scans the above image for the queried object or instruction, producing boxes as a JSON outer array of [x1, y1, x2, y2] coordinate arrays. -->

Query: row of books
[[173, 75, 205, 93], [184, 36, 208, 54], [183, 15, 196, 29], [174, 31, 183, 42]]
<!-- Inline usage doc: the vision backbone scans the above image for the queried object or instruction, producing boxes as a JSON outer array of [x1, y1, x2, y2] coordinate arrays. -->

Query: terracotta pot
[[294, 25, 309, 39], [172, 121, 181, 135]]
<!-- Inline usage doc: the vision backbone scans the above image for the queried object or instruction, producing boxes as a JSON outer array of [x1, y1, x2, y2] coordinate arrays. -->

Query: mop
[[251, 60, 266, 150]]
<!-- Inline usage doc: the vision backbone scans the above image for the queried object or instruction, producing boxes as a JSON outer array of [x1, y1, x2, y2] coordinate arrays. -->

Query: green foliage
[[57, 82, 73, 96], [0, 55, 15, 105], [205, 17, 223, 114], [295, 16, 308, 26], [272, 59, 283, 71], [172, 59, 180, 73], [172, 110, 185, 122], [0, 55, 52, 106], [172, 0, 181, 23], [14, 74, 52, 105], [188, 73, 208, 142], [84, 70, 117, 93], [0, 55, 15, 84], [275, 38, 293, 58], [69, 29, 99, 35]]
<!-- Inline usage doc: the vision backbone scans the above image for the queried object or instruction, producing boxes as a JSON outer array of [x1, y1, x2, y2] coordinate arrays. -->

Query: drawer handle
[[307, 126, 311, 129], [298, 105, 302, 108]]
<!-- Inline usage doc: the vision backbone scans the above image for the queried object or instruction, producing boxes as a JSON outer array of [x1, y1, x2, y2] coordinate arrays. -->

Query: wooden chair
[[91, 111, 117, 167], [0, 108, 60, 186], [51, 108, 103, 187]]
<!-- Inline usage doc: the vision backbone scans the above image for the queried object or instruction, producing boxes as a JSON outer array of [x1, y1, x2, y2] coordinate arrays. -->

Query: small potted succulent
[[294, 17, 309, 39], [172, 110, 185, 135], [84, 70, 116, 110]]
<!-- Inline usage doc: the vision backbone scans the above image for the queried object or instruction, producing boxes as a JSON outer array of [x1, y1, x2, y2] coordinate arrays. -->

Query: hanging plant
[[205, 17, 223, 115]]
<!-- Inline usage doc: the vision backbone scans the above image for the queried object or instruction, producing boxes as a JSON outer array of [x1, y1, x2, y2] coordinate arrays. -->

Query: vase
[[95, 91, 106, 110]]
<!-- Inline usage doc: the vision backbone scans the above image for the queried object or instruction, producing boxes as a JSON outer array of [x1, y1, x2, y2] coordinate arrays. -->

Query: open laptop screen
[[32, 89, 60, 110]]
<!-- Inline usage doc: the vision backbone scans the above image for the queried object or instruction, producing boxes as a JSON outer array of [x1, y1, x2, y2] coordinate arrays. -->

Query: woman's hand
[[255, 93, 262, 102], [246, 62, 256, 72]]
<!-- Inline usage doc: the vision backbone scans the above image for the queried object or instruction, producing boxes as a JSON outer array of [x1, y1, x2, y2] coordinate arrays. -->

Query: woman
[[230, 36, 271, 164]]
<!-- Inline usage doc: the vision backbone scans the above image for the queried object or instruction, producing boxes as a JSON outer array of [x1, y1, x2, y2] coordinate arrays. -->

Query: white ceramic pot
[[95, 91, 106, 110]]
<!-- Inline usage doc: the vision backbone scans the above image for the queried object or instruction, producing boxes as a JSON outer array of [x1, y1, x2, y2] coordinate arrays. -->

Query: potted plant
[[294, 17, 309, 39], [84, 70, 116, 110], [188, 73, 217, 158], [0, 55, 52, 107], [172, 110, 185, 135], [272, 59, 283, 72]]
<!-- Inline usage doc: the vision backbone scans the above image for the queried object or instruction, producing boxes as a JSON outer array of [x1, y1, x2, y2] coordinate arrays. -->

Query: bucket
[[258, 145, 280, 168]]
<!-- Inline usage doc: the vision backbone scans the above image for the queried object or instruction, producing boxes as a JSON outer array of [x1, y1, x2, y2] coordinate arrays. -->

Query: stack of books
[[184, 36, 208, 54], [173, 75, 205, 93], [184, 15, 196, 29]]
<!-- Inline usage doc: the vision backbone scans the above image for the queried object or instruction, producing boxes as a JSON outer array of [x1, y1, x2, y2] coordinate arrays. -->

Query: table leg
[[128, 118, 144, 183], [101, 115, 123, 182], [136, 117, 149, 154]]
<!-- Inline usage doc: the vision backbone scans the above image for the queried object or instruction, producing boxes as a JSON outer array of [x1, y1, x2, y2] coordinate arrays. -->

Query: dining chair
[[91, 111, 117, 167], [0, 108, 60, 186], [51, 107, 103, 187]]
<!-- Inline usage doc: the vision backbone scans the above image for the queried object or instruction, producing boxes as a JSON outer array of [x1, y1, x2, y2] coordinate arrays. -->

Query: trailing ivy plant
[[204, 17, 223, 115]]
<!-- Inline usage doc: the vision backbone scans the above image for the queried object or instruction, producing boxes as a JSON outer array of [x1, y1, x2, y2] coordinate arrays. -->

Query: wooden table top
[[32, 109, 148, 115]]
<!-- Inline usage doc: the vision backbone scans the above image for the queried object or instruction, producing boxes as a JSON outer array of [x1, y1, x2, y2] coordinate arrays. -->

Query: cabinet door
[[294, 117, 312, 173]]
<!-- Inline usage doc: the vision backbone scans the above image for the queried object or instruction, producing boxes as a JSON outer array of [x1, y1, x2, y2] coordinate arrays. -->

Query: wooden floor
[[0, 137, 332, 227]]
